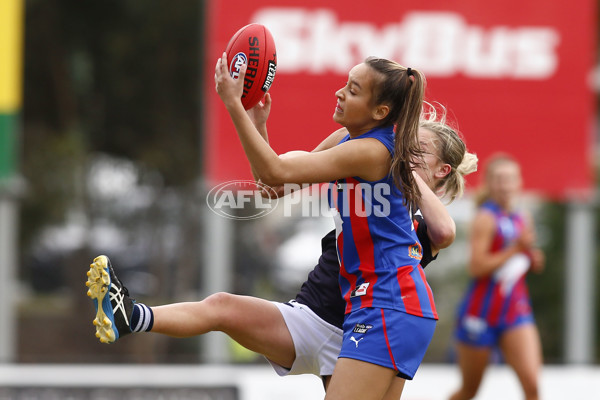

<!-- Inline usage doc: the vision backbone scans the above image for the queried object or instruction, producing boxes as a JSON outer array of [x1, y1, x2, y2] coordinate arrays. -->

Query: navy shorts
[[339, 307, 436, 379]]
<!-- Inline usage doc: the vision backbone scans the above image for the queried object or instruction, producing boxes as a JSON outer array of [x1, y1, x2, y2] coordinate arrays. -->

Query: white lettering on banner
[[252, 8, 560, 79]]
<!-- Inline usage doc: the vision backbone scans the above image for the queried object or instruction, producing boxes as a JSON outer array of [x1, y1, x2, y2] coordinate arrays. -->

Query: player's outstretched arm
[[216, 53, 389, 186], [246, 94, 272, 183]]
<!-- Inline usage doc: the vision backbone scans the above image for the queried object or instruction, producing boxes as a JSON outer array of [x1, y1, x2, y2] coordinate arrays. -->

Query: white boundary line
[[0, 364, 598, 400]]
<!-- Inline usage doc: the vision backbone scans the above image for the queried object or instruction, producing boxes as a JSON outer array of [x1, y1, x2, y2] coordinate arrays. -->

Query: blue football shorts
[[339, 307, 436, 379], [454, 311, 535, 347]]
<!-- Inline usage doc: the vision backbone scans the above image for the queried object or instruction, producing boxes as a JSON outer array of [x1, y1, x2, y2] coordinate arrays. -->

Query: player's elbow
[[429, 221, 456, 250], [258, 166, 288, 187], [434, 230, 456, 250], [260, 156, 299, 187], [258, 174, 279, 187]]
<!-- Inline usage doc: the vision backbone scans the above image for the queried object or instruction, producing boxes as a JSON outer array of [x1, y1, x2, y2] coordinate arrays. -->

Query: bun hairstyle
[[420, 102, 478, 203]]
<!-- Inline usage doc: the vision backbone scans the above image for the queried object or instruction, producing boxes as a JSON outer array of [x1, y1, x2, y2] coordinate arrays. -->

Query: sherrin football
[[225, 23, 277, 110]]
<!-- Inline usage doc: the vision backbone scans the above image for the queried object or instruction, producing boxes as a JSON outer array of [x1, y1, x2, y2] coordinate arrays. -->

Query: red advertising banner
[[204, 0, 596, 200]]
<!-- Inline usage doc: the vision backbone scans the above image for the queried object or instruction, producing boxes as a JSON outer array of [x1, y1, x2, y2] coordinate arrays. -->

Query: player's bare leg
[[325, 358, 397, 400], [448, 343, 491, 400], [323, 370, 404, 398], [499, 324, 541, 400], [381, 377, 406, 400], [86, 257, 296, 369], [151, 293, 296, 368]]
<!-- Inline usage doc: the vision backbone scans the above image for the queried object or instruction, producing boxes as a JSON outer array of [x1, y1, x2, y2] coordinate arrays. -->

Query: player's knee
[[202, 292, 236, 326], [203, 292, 235, 310]]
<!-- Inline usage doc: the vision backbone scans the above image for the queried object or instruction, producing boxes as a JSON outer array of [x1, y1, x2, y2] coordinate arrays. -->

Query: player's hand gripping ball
[[225, 23, 277, 110]]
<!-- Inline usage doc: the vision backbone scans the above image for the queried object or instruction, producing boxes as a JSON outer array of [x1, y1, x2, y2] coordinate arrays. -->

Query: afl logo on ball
[[229, 52, 247, 80]]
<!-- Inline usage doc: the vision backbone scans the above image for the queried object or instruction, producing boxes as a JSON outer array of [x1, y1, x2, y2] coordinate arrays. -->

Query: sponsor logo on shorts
[[352, 323, 373, 334], [350, 336, 364, 348], [350, 282, 370, 297]]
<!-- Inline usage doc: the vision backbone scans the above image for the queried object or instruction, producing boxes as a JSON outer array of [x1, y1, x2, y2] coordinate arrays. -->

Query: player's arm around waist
[[413, 171, 455, 252]]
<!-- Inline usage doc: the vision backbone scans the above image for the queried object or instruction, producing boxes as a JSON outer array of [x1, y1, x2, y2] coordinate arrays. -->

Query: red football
[[225, 23, 277, 110]]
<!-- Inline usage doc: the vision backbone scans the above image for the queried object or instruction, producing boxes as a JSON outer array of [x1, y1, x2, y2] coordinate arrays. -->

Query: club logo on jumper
[[206, 180, 279, 220], [352, 323, 373, 334], [229, 52, 247, 80], [262, 59, 277, 92], [350, 282, 370, 297], [350, 336, 364, 348], [408, 242, 423, 260]]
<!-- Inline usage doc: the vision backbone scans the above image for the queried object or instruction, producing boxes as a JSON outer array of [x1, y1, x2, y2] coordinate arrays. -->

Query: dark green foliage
[[21, 0, 203, 243], [528, 202, 567, 363]]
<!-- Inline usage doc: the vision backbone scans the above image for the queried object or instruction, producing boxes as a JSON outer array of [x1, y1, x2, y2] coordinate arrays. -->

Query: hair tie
[[406, 67, 413, 77]]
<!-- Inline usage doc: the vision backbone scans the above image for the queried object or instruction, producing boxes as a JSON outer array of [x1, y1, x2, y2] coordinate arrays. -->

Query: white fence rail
[[0, 364, 598, 399]]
